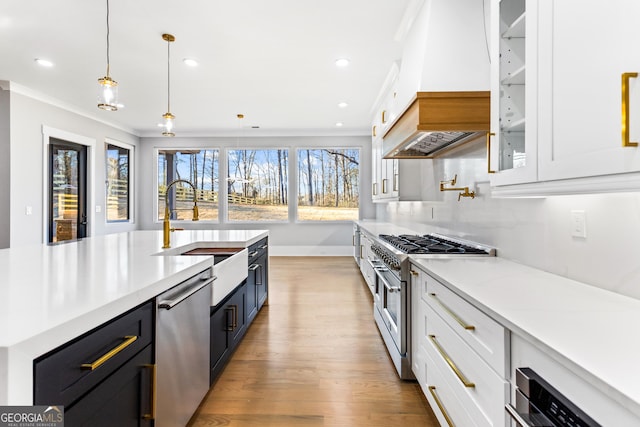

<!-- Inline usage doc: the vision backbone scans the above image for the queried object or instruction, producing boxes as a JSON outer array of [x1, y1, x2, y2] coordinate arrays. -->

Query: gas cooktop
[[378, 233, 495, 255]]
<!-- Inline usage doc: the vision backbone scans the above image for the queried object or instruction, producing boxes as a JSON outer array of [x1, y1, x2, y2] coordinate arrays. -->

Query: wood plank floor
[[189, 256, 439, 427]]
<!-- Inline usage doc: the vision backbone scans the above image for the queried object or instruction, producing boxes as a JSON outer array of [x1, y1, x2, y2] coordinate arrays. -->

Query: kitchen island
[[0, 229, 268, 406]]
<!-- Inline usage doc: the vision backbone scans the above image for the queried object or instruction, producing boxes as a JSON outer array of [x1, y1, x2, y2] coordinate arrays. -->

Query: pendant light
[[97, 0, 118, 111], [161, 33, 176, 137]]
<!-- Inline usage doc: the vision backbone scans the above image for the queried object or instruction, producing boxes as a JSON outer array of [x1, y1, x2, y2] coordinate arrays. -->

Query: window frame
[[105, 138, 134, 224]]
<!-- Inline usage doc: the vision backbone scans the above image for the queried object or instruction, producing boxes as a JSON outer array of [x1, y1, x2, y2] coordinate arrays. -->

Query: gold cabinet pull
[[352, 235, 355, 246], [372, 125, 377, 137], [372, 182, 378, 196], [622, 72, 639, 147], [381, 110, 387, 124], [410, 270, 419, 277], [81, 335, 138, 370], [428, 335, 475, 388], [360, 244, 364, 258], [429, 293, 475, 331], [232, 304, 238, 329], [142, 364, 156, 420], [382, 178, 388, 194], [428, 386, 455, 427], [486, 132, 496, 173], [393, 173, 399, 192]]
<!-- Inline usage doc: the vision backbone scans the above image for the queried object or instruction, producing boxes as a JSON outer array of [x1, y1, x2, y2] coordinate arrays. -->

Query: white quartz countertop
[[0, 229, 267, 404], [411, 256, 640, 418]]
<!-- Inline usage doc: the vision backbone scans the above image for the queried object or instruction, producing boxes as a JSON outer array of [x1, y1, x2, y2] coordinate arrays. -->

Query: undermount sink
[[181, 247, 244, 265]]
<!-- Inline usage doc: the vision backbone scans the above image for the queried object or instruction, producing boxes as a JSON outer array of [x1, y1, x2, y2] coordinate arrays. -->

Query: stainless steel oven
[[506, 367, 601, 427], [370, 255, 402, 351], [369, 233, 495, 380]]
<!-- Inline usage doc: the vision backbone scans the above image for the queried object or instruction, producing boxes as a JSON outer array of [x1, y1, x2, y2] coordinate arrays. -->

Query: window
[[227, 149, 288, 221], [158, 149, 219, 221], [106, 142, 130, 222], [297, 148, 359, 221]]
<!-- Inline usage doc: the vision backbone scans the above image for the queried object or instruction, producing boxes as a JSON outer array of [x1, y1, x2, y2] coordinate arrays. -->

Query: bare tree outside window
[[297, 148, 359, 221], [227, 149, 289, 221], [157, 149, 219, 220]]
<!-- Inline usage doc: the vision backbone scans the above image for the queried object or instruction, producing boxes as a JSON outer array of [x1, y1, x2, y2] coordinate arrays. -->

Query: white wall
[[6, 86, 140, 247], [376, 141, 640, 300], [138, 135, 373, 254], [0, 88, 9, 248]]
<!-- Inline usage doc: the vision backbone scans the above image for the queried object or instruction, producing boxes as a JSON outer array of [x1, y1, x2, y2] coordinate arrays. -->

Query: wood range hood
[[382, 91, 490, 159]]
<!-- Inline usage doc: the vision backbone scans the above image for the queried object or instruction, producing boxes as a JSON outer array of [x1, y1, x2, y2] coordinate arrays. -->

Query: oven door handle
[[505, 404, 534, 427], [367, 258, 387, 271], [373, 266, 402, 293]]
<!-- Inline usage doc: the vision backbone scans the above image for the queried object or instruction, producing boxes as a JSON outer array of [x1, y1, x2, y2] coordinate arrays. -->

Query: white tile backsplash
[[377, 146, 640, 300]]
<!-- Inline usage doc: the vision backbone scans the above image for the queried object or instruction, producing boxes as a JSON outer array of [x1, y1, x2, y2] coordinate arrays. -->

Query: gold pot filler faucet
[[439, 174, 475, 201], [163, 179, 199, 248]]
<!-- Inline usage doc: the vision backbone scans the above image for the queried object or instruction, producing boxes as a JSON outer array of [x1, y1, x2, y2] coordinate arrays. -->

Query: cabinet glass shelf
[[502, 12, 526, 39], [501, 65, 526, 86]]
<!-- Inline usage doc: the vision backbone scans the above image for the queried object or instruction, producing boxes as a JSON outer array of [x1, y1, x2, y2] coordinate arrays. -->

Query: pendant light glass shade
[[162, 112, 175, 137], [97, 0, 118, 111], [161, 33, 176, 137], [98, 75, 118, 111]]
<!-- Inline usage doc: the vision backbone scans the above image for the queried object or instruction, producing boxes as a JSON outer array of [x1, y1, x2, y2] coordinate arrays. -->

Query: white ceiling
[[0, 0, 414, 137]]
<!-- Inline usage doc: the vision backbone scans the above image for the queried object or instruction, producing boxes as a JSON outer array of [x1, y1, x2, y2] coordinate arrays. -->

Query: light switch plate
[[570, 210, 586, 238]]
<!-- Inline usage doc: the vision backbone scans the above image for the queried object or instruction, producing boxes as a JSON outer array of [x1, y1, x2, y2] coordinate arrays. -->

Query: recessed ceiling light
[[336, 122, 344, 127], [183, 58, 198, 67], [338, 102, 348, 108], [335, 58, 350, 67], [35, 58, 53, 67]]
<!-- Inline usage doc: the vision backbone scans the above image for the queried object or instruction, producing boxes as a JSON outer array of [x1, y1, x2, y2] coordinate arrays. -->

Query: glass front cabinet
[[489, 0, 538, 187]]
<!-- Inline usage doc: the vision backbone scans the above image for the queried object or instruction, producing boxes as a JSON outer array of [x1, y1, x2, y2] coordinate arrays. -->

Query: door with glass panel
[[48, 139, 88, 242]]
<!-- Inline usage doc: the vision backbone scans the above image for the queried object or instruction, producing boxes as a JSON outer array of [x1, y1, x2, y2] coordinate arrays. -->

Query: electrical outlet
[[95, 205, 102, 213], [25, 206, 32, 215], [570, 210, 587, 238]]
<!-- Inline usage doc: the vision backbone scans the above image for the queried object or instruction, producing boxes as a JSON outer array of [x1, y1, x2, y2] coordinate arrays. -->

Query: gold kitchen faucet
[[162, 179, 199, 248]]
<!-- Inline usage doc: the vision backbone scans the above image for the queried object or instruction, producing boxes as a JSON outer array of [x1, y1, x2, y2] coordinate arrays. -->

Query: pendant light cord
[[167, 38, 171, 112], [106, 0, 111, 76]]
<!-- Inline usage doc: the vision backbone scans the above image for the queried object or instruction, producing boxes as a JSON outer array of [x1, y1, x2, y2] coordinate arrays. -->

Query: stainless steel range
[[368, 233, 495, 380]]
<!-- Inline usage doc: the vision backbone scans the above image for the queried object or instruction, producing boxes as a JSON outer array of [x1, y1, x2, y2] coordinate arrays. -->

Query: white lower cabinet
[[359, 231, 376, 296], [425, 303, 509, 427], [423, 347, 477, 427], [411, 264, 509, 427]]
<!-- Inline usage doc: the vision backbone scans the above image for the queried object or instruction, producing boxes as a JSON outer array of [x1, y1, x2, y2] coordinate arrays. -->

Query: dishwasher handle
[[158, 276, 216, 309]]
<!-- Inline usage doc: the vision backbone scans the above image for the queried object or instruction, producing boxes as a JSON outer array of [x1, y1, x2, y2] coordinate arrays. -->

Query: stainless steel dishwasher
[[156, 268, 214, 427]]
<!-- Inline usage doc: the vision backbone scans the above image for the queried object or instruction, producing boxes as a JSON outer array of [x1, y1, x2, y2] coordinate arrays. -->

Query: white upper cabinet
[[537, 0, 640, 183], [372, 64, 400, 202], [491, 0, 640, 194], [489, 0, 539, 186], [371, 63, 423, 202]]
